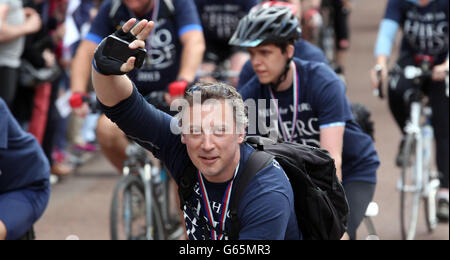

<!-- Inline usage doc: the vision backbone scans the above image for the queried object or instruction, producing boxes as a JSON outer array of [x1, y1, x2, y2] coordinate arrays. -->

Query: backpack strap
[[228, 150, 274, 240], [177, 162, 197, 211]]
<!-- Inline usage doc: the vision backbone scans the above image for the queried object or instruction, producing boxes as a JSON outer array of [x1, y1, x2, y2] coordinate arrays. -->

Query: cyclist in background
[[193, 0, 258, 86], [70, 0, 205, 171], [231, 4, 380, 240], [237, 1, 328, 88], [0, 97, 50, 240], [371, 0, 449, 221]]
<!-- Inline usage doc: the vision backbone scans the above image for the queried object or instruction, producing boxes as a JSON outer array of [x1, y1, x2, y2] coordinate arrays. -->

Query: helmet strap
[[269, 57, 293, 91]]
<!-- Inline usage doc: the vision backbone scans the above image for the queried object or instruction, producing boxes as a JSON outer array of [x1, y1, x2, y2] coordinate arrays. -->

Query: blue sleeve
[[374, 0, 402, 57], [84, 1, 114, 44], [374, 19, 400, 57], [98, 86, 190, 182], [310, 64, 352, 128], [174, 0, 203, 37]]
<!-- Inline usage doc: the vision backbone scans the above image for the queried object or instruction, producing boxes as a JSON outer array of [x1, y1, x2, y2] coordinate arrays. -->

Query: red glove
[[168, 80, 190, 97], [69, 92, 89, 108]]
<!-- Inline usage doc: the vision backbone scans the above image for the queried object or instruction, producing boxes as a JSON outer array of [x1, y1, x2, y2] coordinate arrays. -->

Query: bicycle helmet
[[229, 2, 301, 47]]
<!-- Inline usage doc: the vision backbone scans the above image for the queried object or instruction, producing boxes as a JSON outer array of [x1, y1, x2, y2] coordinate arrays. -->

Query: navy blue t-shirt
[[239, 58, 380, 184], [0, 98, 50, 193], [98, 87, 301, 240], [380, 0, 449, 64], [86, 0, 203, 95], [194, 0, 258, 44], [238, 38, 329, 88]]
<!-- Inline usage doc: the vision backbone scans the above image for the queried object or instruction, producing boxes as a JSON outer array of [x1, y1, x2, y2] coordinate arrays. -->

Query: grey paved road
[[34, 0, 448, 240]]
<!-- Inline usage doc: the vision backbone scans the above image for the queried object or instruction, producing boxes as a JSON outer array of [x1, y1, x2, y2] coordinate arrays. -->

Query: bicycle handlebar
[[373, 64, 384, 99], [402, 65, 448, 96], [395, 65, 449, 101]]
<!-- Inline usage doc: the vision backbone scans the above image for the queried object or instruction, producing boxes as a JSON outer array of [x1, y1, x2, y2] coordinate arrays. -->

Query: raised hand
[[93, 18, 154, 75], [119, 18, 154, 73]]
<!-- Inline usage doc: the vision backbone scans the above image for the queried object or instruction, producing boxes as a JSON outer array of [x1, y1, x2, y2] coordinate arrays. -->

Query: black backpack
[[178, 136, 349, 240]]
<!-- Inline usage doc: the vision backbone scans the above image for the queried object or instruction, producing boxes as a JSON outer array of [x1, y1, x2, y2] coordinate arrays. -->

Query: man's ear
[[237, 126, 246, 144], [286, 44, 295, 59], [181, 134, 186, 144]]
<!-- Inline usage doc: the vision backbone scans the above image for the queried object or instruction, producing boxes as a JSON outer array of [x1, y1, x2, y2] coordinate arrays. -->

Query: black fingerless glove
[[93, 28, 146, 75]]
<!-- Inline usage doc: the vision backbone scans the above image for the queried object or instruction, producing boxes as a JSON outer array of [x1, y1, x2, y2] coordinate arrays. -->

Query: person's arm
[[177, 30, 205, 83], [311, 63, 350, 181], [0, 3, 7, 29], [172, 0, 204, 82], [92, 19, 189, 180], [370, 19, 398, 90], [320, 125, 345, 181], [432, 55, 449, 82], [0, 6, 41, 43], [371, 0, 401, 90], [0, 220, 6, 240], [71, 40, 98, 93], [70, 1, 115, 116], [92, 68, 134, 107]]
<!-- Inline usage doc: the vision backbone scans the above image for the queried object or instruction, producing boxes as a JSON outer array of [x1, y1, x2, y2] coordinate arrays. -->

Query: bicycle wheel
[[110, 175, 164, 240], [399, 133, 421, 240], [422, 129, 439, 233]]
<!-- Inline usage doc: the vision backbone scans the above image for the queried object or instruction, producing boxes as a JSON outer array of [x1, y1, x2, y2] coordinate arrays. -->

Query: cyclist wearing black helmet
[[231, 3, 380, 240]]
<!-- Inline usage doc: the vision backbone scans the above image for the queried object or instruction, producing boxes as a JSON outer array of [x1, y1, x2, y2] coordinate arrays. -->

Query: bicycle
[[110, 141, 184, 240], [381, 58, 449, 240]]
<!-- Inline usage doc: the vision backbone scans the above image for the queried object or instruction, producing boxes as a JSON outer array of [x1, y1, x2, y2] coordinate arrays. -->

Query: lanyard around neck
[[197, 163, 240, 240], [269, 62, 300, 142]]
